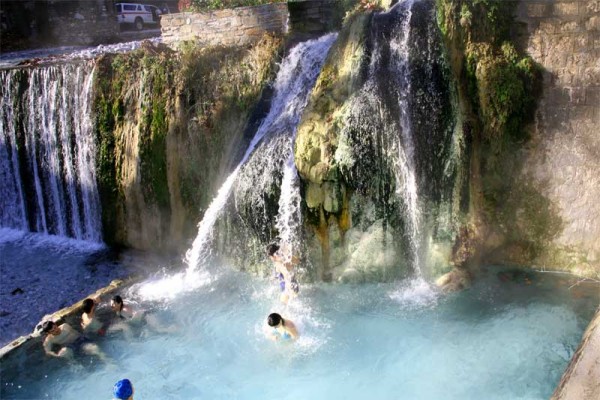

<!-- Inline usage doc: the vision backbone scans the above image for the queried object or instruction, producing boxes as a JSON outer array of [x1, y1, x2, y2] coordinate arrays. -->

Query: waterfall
[[336, 0, 452, 279], [388, 0, 422, 273], [0, 73, 27, 231], [275, 157, 304, 265], [0, 62, 102, 242], [185, 33, 337, 272]]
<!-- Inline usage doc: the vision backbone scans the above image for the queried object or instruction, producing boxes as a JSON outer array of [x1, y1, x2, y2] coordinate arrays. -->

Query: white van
[[115, 3, 161, 30]]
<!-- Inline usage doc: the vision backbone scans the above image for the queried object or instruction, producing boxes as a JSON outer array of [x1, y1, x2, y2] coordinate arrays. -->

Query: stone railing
[[160, 3, 288, 47]]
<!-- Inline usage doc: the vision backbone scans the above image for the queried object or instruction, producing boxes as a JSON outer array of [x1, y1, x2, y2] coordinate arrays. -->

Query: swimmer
[[41, 320, 105, 360], [81, 298, 108, 336], [111, 295, 143, 322], [113, 378, 134, 400], [267, 243, 300, 303], [110, 295, 177, 335], [267, 312, 298, 341]]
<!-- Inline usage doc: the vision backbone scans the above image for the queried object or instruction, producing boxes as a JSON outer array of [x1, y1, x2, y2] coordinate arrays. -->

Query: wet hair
[[112, 295, 124, 310], [266, 243, 280, 257], [82, 298, 95, 314], [267, 313, 283, 327], [41, 320, 56, 333]]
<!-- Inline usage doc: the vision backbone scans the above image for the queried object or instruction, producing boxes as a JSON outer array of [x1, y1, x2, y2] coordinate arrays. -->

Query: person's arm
[[81, 313, 91, 329], [285, 320, 299, 339], [43, 337, 60, 357]]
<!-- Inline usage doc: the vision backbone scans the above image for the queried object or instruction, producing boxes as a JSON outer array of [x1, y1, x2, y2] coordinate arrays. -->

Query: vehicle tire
[[134, 17, 144, 31]]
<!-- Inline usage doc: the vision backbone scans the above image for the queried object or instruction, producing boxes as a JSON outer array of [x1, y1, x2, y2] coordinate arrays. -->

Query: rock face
[[435, 0, 599, 279], [94, 38, 281, 252], [294, 2, 456, 282], [509, 0, 600, 277], [551, 307, 600, 400]]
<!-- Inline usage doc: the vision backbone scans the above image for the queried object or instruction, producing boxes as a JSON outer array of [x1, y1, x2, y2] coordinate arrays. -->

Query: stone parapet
[[161, 3, 288, 47]]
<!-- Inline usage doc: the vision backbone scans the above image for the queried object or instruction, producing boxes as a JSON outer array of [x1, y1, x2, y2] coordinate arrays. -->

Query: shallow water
[[0, 229, 126, 346], [1, 262, 598, 400]]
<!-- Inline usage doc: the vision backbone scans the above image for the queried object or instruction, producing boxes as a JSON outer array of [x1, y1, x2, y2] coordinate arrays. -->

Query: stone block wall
[[47, 0, 119, 46], [514, 0, 600, 274], [161, 3, 288, 47], [0, 0, 119, 51], [288, 0, 337, 34]]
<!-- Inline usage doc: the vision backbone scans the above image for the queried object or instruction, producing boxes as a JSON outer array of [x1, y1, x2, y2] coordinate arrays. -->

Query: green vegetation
[[436, 0, 550, 263], [437, 0, 540, 142], [93, 36, 282, 246], [186, 0, 282, 11], [95, 45, 176, 213], [138, 53, 175, 208], [174, 35, 281, 216], [94, 57, 123, 245]]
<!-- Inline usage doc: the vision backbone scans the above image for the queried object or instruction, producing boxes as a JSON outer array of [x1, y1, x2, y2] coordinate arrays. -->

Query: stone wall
[[160, 3, 288, 47], [47, 0, 119, 46], [513, 0, 600, 276], [0, 0, 119, 51], [288, 0, 338, 34]]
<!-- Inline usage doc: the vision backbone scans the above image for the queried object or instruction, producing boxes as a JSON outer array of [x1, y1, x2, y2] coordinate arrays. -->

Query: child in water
[[266, 312, 298, 341]]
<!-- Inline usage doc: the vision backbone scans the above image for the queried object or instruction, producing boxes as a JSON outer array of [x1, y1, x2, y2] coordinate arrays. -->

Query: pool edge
[[0, 278, 130, 360], [551, 306, 600, 400]]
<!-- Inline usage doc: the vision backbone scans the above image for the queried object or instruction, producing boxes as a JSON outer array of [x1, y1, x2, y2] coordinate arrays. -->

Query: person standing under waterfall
[[267, 243, 299, 303]]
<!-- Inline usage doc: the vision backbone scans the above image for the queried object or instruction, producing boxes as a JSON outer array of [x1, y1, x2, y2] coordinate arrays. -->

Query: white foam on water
[[184, 33, 338, 272], [134, 269, 214, 302], [0, 227, 104, 253], [388, 277, 440, 310], [0, 227, 26, 244]]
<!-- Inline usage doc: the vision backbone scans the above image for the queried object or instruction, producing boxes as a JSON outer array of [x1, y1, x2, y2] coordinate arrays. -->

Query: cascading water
[[274, 157, 304, 267], [333, 0, 454, 286], [138, 34, 337, 301], [0, 62, 102, 242], [185, 33, 337, 272], [387, 0, 422, 273]]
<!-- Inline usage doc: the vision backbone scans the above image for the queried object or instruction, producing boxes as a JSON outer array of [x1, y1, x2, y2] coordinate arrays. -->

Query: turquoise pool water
[[1, 266, 598, 400]]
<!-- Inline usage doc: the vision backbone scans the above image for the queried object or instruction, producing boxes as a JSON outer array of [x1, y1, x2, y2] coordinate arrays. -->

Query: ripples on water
[[1, 261, 598, 400]]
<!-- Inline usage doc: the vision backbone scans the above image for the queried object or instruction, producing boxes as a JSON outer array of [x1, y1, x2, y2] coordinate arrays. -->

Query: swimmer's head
[[111, 295, 124, 311], [82, 298, 95, 314], [267, 313, 283, 327], [41, 320, 56, 334], [267, 243, 280, 257], [113, 378, 134, 400]]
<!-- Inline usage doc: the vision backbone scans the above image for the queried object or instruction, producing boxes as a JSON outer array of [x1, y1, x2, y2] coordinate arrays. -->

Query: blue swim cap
[[113, 379, 133, 399]]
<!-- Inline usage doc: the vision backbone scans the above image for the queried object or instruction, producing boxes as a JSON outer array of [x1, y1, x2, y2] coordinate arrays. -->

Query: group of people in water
[[37, 240, 301, 396], [40, 294, 143, 360]]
